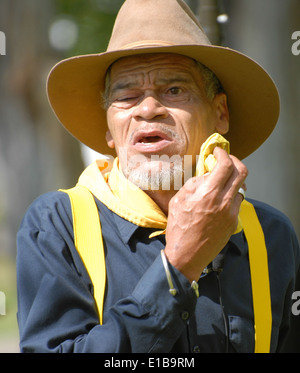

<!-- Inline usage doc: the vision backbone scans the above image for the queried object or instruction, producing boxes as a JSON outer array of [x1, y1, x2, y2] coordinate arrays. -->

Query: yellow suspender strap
[[240, 200, 272, 353], [60, 185, 106, 325], [61, 187, 272, 352]]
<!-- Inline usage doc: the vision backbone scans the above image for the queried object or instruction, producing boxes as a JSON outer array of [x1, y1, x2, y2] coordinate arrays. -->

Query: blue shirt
[[17, 191, 300, 352]]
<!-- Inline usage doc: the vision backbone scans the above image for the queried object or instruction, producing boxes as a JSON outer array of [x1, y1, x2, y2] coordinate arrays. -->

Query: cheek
[[179, 109, 203, 141], [182, 107, 215, 155], [107, 108, 131, 146]]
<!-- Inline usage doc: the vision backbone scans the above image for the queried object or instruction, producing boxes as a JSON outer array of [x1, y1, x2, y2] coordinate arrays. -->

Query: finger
[[226, 154, 248, 187], [215, 153, 248, 208], [209, 146, 235, 188]]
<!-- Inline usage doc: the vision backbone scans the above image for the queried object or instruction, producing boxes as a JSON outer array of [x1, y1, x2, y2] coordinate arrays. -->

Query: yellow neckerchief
[[77, 155, 241, 236], [196, 133, 242, 234]]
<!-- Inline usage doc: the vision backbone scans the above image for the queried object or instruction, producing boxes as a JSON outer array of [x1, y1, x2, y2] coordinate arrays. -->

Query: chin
[[123, 157, 185, 191]]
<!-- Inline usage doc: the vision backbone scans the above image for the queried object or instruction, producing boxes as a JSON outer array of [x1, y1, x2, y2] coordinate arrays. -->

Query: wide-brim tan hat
[[47, 0, 280, 160]]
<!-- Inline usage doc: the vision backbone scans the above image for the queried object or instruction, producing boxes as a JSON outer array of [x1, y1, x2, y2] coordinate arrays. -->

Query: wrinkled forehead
[[107, 53, 202, 87]]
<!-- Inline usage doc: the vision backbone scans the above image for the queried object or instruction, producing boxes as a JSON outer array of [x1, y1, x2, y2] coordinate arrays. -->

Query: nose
[[132, 94, 169, 121]]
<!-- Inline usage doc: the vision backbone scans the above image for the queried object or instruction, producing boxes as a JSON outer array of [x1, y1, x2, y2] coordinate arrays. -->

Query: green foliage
[[53, 0, 124, 55]]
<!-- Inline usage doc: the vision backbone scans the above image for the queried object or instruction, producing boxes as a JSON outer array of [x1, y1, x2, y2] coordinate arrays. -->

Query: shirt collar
[[229, 230, 248, 255], [112, 211, 140, 245]]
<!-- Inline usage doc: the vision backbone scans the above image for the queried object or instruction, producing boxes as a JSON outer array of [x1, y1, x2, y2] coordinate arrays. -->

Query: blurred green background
[[0, 0, 299, 353]]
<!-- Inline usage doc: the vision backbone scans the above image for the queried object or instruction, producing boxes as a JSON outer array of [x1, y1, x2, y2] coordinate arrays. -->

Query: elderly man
[[17, 0, 299, 353]]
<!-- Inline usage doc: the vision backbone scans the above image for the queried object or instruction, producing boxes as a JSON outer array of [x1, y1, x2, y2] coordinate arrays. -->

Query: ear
[[105, 130, 115, 149], [213, 93, 229, 135]]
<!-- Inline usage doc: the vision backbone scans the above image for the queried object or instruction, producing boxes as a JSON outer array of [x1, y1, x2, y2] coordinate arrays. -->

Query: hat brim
[[47, 44, 280, 160]]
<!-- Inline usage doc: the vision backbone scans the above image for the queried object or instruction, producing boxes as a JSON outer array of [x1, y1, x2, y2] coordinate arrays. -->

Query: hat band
[[118, 40, 178, 50]]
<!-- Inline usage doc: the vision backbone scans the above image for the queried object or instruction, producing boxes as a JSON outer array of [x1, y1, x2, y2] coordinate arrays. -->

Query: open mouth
[[132, 130, 174, 152], [133, 130, 172, 144], [138, 136, 164, 144]]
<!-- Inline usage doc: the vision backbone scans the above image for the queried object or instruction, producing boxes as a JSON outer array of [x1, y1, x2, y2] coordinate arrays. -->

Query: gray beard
[[126, 165, 182, 191], [122, 155, 193, 191]]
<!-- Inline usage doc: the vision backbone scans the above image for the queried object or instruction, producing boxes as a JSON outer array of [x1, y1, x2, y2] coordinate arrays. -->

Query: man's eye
[[167, 87, 183, 95], [117, 96, 137, 102], [111, 93, 140, 108]]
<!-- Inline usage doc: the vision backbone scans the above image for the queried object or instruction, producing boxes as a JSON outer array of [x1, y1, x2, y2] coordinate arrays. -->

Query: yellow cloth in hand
[[196, 133, 230, 176], [195, 133, 242, 234]]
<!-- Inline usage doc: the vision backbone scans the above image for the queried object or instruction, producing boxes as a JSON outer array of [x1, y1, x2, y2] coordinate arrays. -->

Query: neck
[[118, 156, 195, 216], [144, 189, 177, 216]]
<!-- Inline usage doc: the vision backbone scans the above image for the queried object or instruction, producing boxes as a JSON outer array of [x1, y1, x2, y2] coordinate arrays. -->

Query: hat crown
[[107, 0, 211, 51]]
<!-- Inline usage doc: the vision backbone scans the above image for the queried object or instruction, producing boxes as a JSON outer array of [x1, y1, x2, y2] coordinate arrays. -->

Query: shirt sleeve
[[16, 192, 197, 353]]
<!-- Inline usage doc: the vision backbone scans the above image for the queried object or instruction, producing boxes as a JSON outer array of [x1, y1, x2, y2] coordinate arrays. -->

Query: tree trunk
[[0, 0, 84, 256]]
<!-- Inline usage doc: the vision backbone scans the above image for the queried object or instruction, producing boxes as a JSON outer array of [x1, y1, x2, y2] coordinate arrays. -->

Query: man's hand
[[164, 146, 248, 283]]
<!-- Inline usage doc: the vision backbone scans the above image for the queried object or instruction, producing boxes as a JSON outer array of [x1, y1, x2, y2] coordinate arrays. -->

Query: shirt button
[[180, 311, 190, 321], [193, 345, 201, 353]]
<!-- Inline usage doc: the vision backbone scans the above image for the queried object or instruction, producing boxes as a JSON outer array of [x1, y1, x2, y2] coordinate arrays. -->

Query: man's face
[[105, 53, 228, 190]]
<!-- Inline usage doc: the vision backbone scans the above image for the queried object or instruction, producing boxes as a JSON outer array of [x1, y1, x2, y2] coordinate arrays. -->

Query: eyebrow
[[110, 81, 138, 93], [156, 76, 192, 85], [110, 76, 192, 94]]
